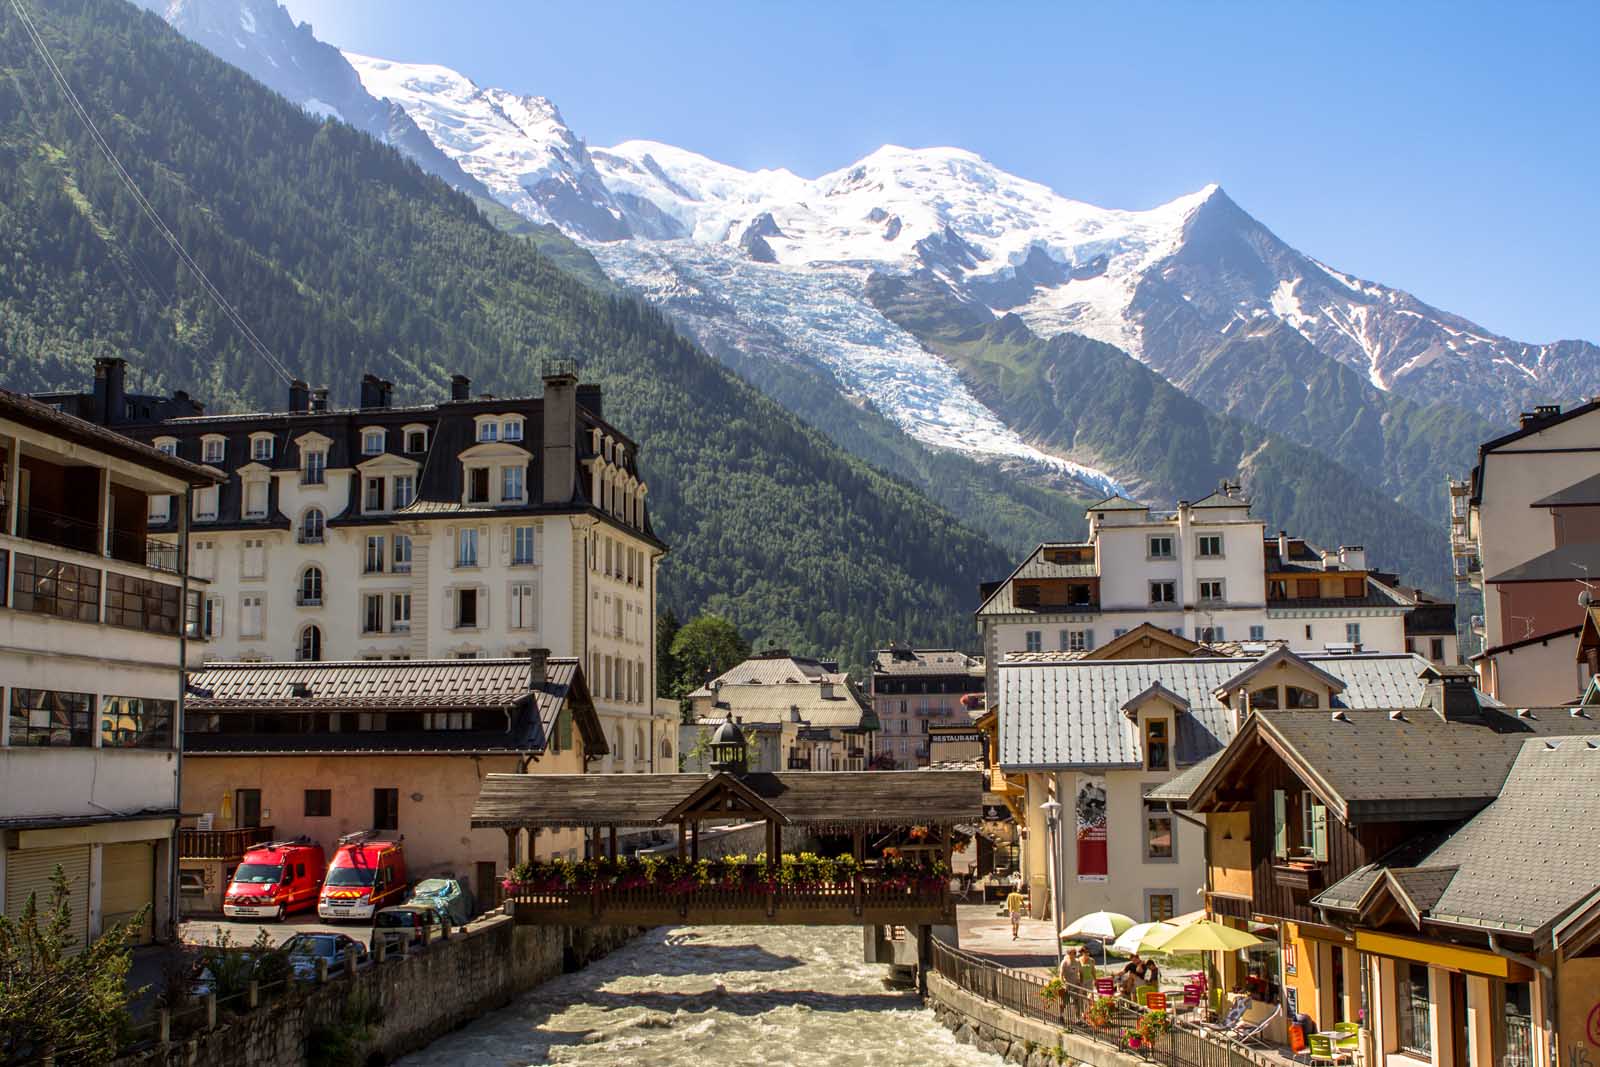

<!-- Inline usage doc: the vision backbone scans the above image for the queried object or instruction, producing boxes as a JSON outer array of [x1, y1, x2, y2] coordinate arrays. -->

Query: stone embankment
[[116, 916, 638, 1066]]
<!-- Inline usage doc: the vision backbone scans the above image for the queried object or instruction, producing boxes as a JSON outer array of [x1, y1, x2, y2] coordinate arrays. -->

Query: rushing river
[[397, 925, 1006, 1067]]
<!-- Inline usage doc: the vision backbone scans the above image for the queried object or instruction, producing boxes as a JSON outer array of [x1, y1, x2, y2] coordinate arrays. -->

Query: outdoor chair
[[1200, 994, 1249, 1033], [1288, 1024, 1308, 1059], [1334, 1022, 1362, 1062], [1309, 1034, 1353, 1066], [1145, 991, 1168, 1011], [948, 877, 971, 902], [1177, 987, 1203, 1016], [1095, 977, 1116, 997], [1134, 983, 1157, 1005], [1233, 1005, 1281, 1048]]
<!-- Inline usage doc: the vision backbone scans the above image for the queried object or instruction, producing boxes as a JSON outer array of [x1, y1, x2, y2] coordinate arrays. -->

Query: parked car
[[406, 878, 474, 927], [317, 832, 407, 922], [281, 932, 369, 980], [222, 838, 326, 921], [370, 904, 445, 952]]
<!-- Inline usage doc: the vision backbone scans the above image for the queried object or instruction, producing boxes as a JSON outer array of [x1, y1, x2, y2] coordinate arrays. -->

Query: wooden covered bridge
[[470, 729, 983, 929]]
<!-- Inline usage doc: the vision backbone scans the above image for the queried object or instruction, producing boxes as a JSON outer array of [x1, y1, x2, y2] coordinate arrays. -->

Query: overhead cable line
[[8, 0, 298, 386]]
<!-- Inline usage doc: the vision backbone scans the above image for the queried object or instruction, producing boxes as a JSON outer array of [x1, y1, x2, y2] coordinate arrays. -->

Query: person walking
[[1005, 888, 1027, 940]]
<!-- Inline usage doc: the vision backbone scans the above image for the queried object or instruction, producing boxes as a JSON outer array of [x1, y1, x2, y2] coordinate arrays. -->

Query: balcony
[[1270, 859, 1324, 893], [178, 824, 275, 861]]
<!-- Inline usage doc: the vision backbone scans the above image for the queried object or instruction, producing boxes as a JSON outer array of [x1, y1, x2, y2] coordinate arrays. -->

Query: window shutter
[[558, 708, 572, 751], [1273, 790, 1288, 859], [498, 526, 511, 566], [1310, 800, 1329, 862], [507, 583, 518, 628], [1085, 629, 1095, 649]]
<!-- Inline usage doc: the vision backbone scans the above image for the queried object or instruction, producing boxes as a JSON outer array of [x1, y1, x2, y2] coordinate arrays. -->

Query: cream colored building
[[0, 389, 219, 946], [975, 486, 1435, 708], [996, 647, 1457, 925], [684, 652, 879, 771], [92, 361, 669, 776]]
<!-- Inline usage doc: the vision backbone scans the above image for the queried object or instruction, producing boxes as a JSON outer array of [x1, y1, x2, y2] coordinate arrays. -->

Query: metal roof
[[188, 657, 557, 710], [998, 653, 1440, 770]]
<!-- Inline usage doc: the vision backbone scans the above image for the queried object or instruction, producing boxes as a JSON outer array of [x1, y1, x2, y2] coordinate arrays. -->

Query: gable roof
[[1317, 736, 1600, 941], [470, 769, 985, 830], [1214, 647, 1348, 700], [1121, 682, 1191, 717], [1484, 542, 1600, 584], [1086, 495, 1147, 512], [997, 652, 1438, 772], [1089, 623, 1203, 660], [1190, 490, 1250, 509], [1194, 704, 1600, 824]]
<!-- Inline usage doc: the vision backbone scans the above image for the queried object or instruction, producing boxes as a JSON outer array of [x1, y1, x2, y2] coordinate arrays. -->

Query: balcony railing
[[16, 505, 102, 556], [178, 824, 275, 860]]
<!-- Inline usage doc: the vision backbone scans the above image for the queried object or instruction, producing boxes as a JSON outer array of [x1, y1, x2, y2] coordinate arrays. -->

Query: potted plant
[[1083, 996, 1115, 1029], [1040, 977, 1066, 1006]]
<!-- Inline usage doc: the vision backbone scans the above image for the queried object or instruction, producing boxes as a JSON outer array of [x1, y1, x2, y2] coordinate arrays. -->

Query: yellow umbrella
[[1148, 919, 1264, 953]]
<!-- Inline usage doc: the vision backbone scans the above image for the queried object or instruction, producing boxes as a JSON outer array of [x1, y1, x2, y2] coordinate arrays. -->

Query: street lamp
[[1039, 798, 1063, 968]]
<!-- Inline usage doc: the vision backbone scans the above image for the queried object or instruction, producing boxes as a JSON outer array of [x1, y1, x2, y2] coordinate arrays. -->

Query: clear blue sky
[[283, 0, 1598, 343]]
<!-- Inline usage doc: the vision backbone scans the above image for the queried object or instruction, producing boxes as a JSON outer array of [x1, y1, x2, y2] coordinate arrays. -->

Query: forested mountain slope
[[0, 0, 1018, 668]]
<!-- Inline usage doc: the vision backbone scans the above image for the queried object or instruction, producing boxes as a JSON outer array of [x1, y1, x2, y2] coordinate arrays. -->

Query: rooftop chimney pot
[[450, 374, 471, 402]]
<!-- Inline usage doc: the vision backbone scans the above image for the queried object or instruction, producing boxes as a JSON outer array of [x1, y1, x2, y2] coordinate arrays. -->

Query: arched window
[[298, 624, 322, 662], [300, 508, 324, 544], [1249, 686, 1280, 710], [299, 566, 323, 606], [1286, 686, 1320, 709], [634, 726, 645, 763], [660, 738, 672, 759]]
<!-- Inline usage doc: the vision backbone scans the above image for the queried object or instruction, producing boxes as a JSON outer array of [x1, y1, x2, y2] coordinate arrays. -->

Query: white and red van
[[317, 832, 407, 922], [222, 838, 326, 920]]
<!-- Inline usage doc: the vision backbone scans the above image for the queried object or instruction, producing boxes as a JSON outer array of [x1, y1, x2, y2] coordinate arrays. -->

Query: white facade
[[0, 401, 213, 945], [979, 492, 1413, 701]]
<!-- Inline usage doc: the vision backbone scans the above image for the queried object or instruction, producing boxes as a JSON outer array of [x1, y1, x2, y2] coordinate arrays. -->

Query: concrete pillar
[[1465, 975, 1494, 1067], [1375, 957, 1398, 1055]]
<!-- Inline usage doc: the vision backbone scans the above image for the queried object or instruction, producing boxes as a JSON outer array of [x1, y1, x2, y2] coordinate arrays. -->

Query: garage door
[[102, 841, 156, 945], [5, 845, 91, 953]]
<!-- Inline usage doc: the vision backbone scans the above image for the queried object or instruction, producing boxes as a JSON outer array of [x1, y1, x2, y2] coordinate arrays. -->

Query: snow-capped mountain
[[143, 0, 1598, 510]]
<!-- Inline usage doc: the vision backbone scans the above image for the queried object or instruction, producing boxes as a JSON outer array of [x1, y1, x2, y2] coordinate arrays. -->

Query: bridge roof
[[471, 770, 984, 831]]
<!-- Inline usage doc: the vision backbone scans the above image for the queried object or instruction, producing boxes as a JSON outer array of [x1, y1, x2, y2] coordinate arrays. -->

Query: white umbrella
[[1060, 910, 1136, 941], [1110, 920, 1181, 956]]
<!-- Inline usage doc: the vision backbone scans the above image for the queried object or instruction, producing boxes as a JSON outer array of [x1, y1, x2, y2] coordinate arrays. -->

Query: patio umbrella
[[1147, 919, 1264, 953], [1110, 920, 1181, 956], [1060, 910, 1136, 941]]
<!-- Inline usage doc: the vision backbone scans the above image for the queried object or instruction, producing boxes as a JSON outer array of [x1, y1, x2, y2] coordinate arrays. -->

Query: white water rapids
[[396, 924, 1007, 1066]]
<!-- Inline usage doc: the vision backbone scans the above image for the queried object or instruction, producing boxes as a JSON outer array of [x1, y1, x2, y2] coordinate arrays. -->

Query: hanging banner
[[1075, 776, 1108, 882]]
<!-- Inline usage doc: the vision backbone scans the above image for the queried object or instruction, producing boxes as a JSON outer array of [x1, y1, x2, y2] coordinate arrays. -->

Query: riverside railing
[[929, 938, 1267, 1067]]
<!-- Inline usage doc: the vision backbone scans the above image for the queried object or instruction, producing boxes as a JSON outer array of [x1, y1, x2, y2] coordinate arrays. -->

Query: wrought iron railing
[[16, 505, 102, 555], [1502, 1013, 1533, 1067]]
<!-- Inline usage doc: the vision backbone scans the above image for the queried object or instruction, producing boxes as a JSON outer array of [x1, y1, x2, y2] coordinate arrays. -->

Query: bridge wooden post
[[677, 819, 686, 858], [503, 828, 518, 872], [853, 827, 864, 917], [609, 825, 618, 859]]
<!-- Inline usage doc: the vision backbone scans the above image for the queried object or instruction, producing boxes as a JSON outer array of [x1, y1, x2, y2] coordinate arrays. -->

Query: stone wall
[[116, 917, 638, 1067]]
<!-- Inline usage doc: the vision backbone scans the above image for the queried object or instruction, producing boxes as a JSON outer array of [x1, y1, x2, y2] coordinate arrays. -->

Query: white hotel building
[[49, 359, 673, 775]]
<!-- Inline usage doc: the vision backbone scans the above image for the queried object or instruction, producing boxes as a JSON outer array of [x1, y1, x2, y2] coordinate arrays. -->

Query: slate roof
[[1249, 705, 1600, 822], [1317, 735, 1600, 938], [1143, 752, 1222, 805], [470, 769, 986, 829], [872, 648, 982, 677], [1484, 542, 1600, 584], [690, 655, 876, 731], [184, 657, 604, 756], [1532, 471, 1600, 508], [997, 652, 1438, 771]]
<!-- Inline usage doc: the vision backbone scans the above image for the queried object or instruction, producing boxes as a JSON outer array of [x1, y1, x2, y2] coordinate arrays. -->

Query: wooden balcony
[[507, 876, 953, 928], [178, 825, 275, 861]]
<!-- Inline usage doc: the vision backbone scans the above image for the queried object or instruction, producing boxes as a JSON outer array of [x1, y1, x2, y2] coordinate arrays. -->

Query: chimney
[[310, 387, 330, 413], [541, 359, 579, 505], [378, 379, 394, 409], [450, 374, 471, 402], [1426, 666, 1484, 722], [1277, 530, 1289, 562], [93, 356, 127, 425], [1339, 545, 1367, 570], [288, 379, 310, 414], [359, 374, 385, 409], [577, 383, 603, 421], [526, 647, 549, 688]]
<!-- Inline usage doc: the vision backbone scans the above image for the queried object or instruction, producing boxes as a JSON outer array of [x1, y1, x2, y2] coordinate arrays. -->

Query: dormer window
[[393, 474, 415, 509], [362, 429, 386, 455], [1286, 685, 1320, 709], [467, 467, 490, 505], [250, 434, 274, 461], [243, 478, 268, 519], [194, 486, 219, 521], [479, 421, 498, 443], [154, 437, 177, 457], [1249, 686, 1280, 710], [364, 477, 385, 513], [1144, 718, 1170, 771], [201, 436, 225, 464], [405, 428, 428, 453], [503, 418, 523, 442]]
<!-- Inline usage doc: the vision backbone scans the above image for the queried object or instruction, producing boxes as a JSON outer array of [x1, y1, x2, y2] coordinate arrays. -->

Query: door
[[5, 845, 91, 954], [476, 861, 499, 910], [235, 789, 262, 829], [1450, 973, 1469, 1067], [101, 841, 156, 945]]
